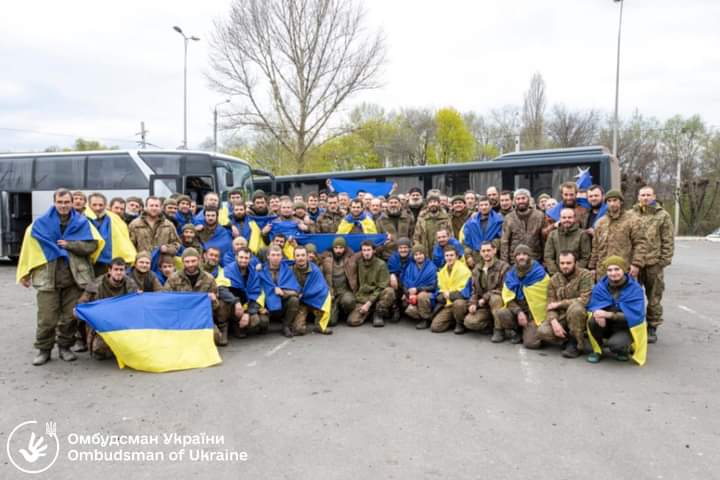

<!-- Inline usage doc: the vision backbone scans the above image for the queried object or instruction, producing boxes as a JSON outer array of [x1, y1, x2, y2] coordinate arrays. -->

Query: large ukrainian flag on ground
[[76, 292, 222, 373], [17, 207, 105, 283], [501, 261, 549, 326], [587, 275, 647, 366]]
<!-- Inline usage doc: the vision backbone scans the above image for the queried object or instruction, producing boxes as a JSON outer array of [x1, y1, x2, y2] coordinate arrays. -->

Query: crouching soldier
[[163, 248, 225, 346], [400, 245, 438, 329], [320, 237, 358, 326], [128, 251, 163, 292], [536, 251, 593, 358], [499, 244, 550, 348], [222, 247, 267, 338], [292, 246, 333, 335], [431, 246, 472, 333], [348, 240, 394, 327], [76, 258, 139, 359], [464, 241, 512, 341], [257, 245, 301, 337], [586, 256, 648, 365]]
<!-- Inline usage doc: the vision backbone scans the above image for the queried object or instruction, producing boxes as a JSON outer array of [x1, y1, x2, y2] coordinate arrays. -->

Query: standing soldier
[[317, 193, 344, 233], [542, 181, 589, 239], [500, 189, 545, 265], [375, 195, 415, 259], [128, 196, 181, 257], [18, 189, 102, 366], [348, 241, 394, 327], [449, 196, 471, 239], [464, 242, 512, 341], [461, 196, 503, 269], [498, 190, 514, 216], [588, 190, 647, 281], [543, 208, 592, 275], [320, 237, 358, 326], [632, 185, 674, 343], [413, 194, 452, 257]]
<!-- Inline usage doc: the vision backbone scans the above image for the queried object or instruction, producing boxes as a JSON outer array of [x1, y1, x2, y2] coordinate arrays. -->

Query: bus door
[[148, 174, 215, 205], [504, 169, 553, 198], [0, 190, 32, 259]]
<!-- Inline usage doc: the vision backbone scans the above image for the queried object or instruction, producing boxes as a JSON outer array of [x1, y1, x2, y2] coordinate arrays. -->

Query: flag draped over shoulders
[[329, 178, 393, 198], [245, 215, 276, 253], [337, 212, 378, 234], [87, 210, 137, 265], [192, 206, 230, 226], [297, 263, 332, 332], [75, 292, 221, 373], [401, 260, 438, 307], [431, 238, 465, 269], [436, 262, 472, 306], [257, 262, 300, 312], [461, 210, 503, 251], [501, 261, 549, 326], [387, 251, 410, 275], [201, 225, 233, 259], [17, 207, 105, 283], [224, 260, 265, 308], [586, 275, 647, 366]]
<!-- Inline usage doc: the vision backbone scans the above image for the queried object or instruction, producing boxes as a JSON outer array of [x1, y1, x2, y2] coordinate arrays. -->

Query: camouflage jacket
[[129, 213, 181, 255], [375, 210, 415, 259], [316, 210, 344, 233], [589, 209, 647, 270], [500, 209, 545, 264], [547, 268, 593, 309], [355, 256, 390, 304], [632, 203, 674, 267], [413, 209, 452, 257], [469, 258, 510, 304], [450, 209, 471, 239], [79, 273, 139, 304], [320, 250, 359, 294], [163, 269, 218, 309], [543, 223, 592, 275]]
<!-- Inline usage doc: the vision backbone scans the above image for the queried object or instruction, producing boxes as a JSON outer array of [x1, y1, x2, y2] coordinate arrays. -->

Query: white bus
[[0, 149, 271, 259]]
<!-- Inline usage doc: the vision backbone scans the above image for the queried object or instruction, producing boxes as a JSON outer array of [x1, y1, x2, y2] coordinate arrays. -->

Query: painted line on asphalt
[[517, 347, 538, 385], [677, 305, 714, 322], [265, 339, 291, 357]]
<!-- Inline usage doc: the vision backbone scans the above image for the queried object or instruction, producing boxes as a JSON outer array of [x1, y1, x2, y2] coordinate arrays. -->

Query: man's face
[[339, 194, 350, 208], [135, 257, 150, 273], [607, 197, 622, 213], [273, 236, 286, 248], [319, 193, 327, 202], [452, 200, 465, 213], [164, 204, 177, 217], [146, 199, 162, 218], [327, 197, 339, 212], [204, 195, 219, 208], [538, 197, 547, 210], [332, 245, 345, 257], [560, 209, 575, 229], [362, 196, 373, 210], [370, 199, 382, 215], [500, 194, 513, 210], [254, 197, 267, 211], [126, 200, 141, 215], [486, 187, 499, 203], [515, 252, 529, 267], [268, 250, 282, 267], [387, 198, 401, 214], [444, 250, 457, 266], [361, 245, 374, 261], [409, 192, 423, 205], [440, 196, 449, 209], [182, 229, 196, 243], [413, 251, 425, 264], [232, 238, 246, 253], [237, 251, 250, 269], [280, 202, 293, 217], [233, 204, 246, 218], [436, 230, 449, 246], [293, 195, 304, 204], [160, 262, 175, 277], [205, 249, 220, 266], [178, 200, 190, 214], [474, 240, 493, 260], [545, 198, 557, 210], [73, 194, 86, 210], [561, 188, 576, 206], [398, 244, 410, 258], [513, 195, 528, 211], [295, 249, 308, 268], [638, 187, 655, 206], [295, 207, 307, 218], [350, 202, 363, 217], [427, 199, 439, 213], [183, 256, 199, 274], [606, 265, 624, 282], [587, 188, 603, 208], [89, 197, 105, 217], [110, 201, 125, 216], [229, 193, 242, 206], [464, 193, 476, 208], [204, 211, 218, 226], [308, 196, 318, 209], [190, 201, 198, 214], [109, 264, 126, 282], [269, 197, 280, 212], [478, 200, 490, 215], [559, 254, 576, 275]]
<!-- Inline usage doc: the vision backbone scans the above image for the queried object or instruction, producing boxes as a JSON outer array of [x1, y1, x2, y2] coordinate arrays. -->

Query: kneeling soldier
[[401, 245, 438, 329], [431, 246, 472, 333], [348, 240, 394, 327], [465, 241, 512, 341]]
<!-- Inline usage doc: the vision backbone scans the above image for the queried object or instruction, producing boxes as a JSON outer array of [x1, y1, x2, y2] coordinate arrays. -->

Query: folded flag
[[337, 212, 378, 234], [586, 274, 647, 366], [575, 168, 593, 190], [501, 260, 549, 326], [329, 178, 394, 198], [75, 292, 222, 373], [460, 210, 503, 251], [17, 207, 105, 283], [87, 210, 137, 265]]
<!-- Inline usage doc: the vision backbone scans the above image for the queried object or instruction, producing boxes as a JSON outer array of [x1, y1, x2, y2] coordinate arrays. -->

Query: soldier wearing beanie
[[319, 237, 359, 326]]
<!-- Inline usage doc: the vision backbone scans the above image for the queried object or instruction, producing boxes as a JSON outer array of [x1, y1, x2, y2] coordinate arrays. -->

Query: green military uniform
[[413, 209, 452, 257], [450, 208, 471, 239], [500, 208, 545, 265], [589, 203, 647, 272], [320, 242, 358, 326], [375, 210, 415, 259], [292, 262, 315, 335], [128, 213, 181, 256], [543, 223, 592, 275], [317, 210, 344, 233], [464, 258, 512, 333], [347, 255, 394, 326], [536, 268, 593, 350]]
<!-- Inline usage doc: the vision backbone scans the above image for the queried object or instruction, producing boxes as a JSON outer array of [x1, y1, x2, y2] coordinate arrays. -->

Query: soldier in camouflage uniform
[[449, 195, 471, 239], [320, 237, 359, 326], [348, 241, 395, 327], [543, 208, 592, 275], [500, 189, 545, 264], [632, 185, 674, 343], [465, 242, 512, 341], [413, 195, 452, 257], [536, 251, 593, 357], [375, 195, 415, 259], [317, 193, 344, 233], [128, 196, 181, 256]]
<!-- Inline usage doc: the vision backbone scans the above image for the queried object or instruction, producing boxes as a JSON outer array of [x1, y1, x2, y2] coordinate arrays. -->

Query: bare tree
[[209, 0, 385, 173], [546, 104, 599, 148], [394, 108, 436, 166], [521, 72, 546, 150]]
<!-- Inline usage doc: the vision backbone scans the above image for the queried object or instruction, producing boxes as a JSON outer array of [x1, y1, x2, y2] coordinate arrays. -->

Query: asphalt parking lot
[[1, 240, 719, 479]]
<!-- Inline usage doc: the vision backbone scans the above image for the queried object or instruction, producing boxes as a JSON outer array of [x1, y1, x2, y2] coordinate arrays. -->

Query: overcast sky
[[1, 0, 718, 152]]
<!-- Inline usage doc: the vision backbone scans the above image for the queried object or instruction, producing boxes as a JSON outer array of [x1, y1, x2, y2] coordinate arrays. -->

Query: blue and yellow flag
[[295, 233, 387, 252], [501, 261, 549, 326], [401, 260, 438, 308], [329, 178, 393, 198], [337, 212, 378, 234], [224, 260, 265, 309], [586, 275, 647, 366], [431, 238, 465, 269], [75, 292, 222, 373], [436, 261, 472, 306], [257, 262, 300, 312], [387, 250, 410, 275], [201, 225, 233, 260], [17, 207, 105, 283], [86, 210, 137, 265], [245, 214, 277, 254], [206, 264, 231, 287], [460, 210, 503, 251], [298, 263, 333, 332], [193, 206, 230, 227]]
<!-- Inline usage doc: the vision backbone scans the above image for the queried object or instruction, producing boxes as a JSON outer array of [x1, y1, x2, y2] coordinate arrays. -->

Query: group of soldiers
[[19, 177, 674, 367]]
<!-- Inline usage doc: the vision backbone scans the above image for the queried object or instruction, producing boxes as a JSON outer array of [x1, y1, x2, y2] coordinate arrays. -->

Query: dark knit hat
[[397, 237, 412, 248], [513, 244, 531, 257], [605, 189, 624, 202], [181, 247, 200, 259], [332, 237, 347, 248]]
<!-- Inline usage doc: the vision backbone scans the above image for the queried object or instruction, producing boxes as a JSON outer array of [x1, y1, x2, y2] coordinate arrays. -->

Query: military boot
[[71, 338, 88, 353], [647, 326, 658, 344], [561, 338, 580, 358], [372, 313, 385, 328], [58, 346, 77, 362], [506, 329, 521, 344], [453, 320, 466, 335], [216, 323, 229, 346], [415, 319, 430, 330], [329, 302, 340, 327], [282, 321, 294, 338], [490, 329, 505, 343], [32, 350, 51, 366]]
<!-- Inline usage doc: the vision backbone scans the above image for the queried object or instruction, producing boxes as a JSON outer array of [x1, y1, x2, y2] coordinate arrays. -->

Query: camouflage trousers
[[35, 285, 82, 351], [464, 294, 511, 332], [260, 296, 301, 330], [404, 292, 434, 321], [330, 291, 356, 326], [638, 264, 665, 327], [431, 299, 468, 333], [537, 300, 588, 349], [347, 287, 395, 326], [222, 302, 268, 337], [494, 306, 542, 349], [293, 303, 325, 335]]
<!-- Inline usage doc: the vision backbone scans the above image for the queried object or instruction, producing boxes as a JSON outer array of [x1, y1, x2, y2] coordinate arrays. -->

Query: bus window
[[140, 153, 181, 175], [551, 165, 590, 195], [0, 158, 32, 191], [33, 155, 85, 190], [228, 161, 252, 198], [87, 153, 146, 189], [468, 170, 501, 195], [184, 154, 211, 174]]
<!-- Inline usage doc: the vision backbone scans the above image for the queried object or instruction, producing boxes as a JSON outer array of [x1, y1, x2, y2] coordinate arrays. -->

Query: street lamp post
[[612, 0, 624, 158], [213, 99, 231, 152], [173, 25, 200, 150]]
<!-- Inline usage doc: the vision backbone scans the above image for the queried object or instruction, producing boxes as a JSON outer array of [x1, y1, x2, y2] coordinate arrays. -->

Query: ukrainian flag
[[16, 207, 105, 283], [501, 261, 549, 326], [337, 212, 378, 234], [86, 210, 137, 265], [436, 261, 472, 305], [298, 263, 333, 332], [245, 215, 277, 254], [75, 292, 222, 373], [586, 275, 648, 366]]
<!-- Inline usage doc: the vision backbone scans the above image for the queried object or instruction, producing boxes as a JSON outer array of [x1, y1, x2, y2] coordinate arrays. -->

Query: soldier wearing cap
[[449, 195, 470, 239], [320, 237, 358, 326], [500, 189, 545, 264], [413, 194, 452, 257]]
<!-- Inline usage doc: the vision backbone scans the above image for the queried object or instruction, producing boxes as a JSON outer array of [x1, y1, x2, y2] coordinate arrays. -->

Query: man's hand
[[262, 224, 272, 235], [231, 225, 240, 238], [585, 227, 595, 236], [389, 274, 398, 290], [208, 292, 217, 302], [551, 319, 566, 339], [593, 309, 610, 327], [234, 303, 244, 318], [468, 304, 477, 314], [407, 287, 417, 296], [275, 287, 285, 297], [239, 313, 250, 328], [478, 298, 486, 307], [195, 225, 204, 232], [547, 301, 562, 311], [298, 222, 309, 232], [359, 301, 372, 313], [630, 265, 640, 278], [56, 239, 67, 248], [20, 276, 31, 288], [443, 291, 450, 301], [517, 311, 528, 327], [160, 245, 168, 253]]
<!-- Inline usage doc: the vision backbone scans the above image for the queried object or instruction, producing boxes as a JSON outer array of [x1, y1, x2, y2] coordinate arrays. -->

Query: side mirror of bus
[[225, 171, 234, 187]]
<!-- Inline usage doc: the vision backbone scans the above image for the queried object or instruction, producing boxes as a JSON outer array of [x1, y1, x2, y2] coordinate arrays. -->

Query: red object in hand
[[408, 294, 417, 305]]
